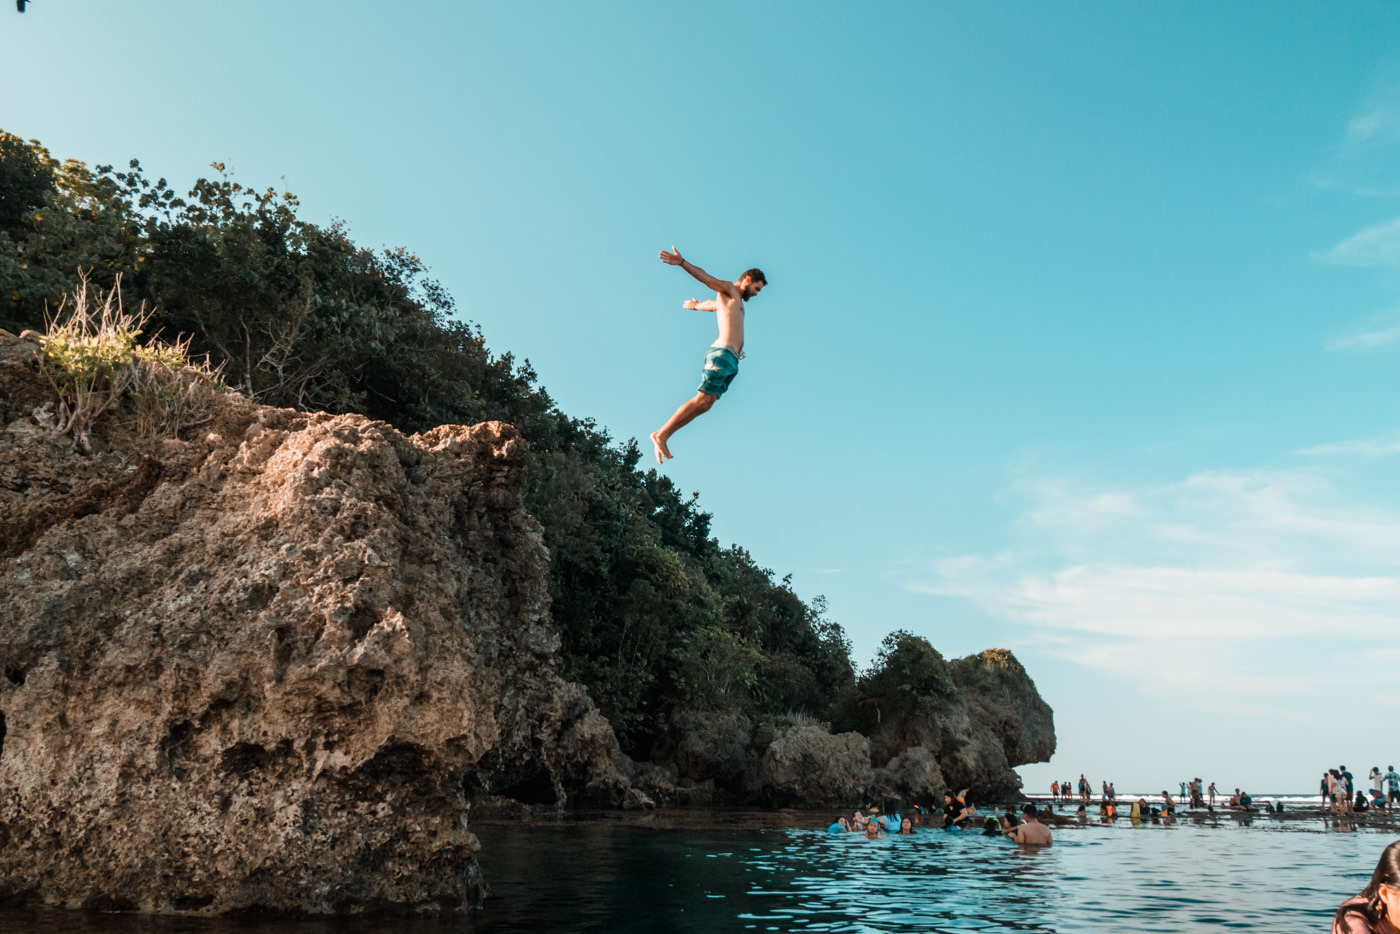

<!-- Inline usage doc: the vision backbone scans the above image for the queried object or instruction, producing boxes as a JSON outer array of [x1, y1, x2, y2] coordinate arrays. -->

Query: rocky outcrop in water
[[635, 648, 1055, 809], [862, 649, 1056, 801], [0, 331, 635, 915]]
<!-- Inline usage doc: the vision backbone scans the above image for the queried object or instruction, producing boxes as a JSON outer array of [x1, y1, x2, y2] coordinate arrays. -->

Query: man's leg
[[651, 391, 717, 464]]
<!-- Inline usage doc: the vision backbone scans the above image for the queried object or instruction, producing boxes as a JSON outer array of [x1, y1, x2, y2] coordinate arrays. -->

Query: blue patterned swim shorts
[[698, 346, 739, 397]]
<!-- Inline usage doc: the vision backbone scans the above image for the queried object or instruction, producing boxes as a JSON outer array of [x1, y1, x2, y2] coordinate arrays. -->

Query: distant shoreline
[[1027, 794, 1400, 824]]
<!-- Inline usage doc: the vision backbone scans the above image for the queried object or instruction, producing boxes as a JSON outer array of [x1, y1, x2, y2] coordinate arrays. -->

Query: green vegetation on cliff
[[0, 131, 858, 756], [1, 133, 1050, 782]]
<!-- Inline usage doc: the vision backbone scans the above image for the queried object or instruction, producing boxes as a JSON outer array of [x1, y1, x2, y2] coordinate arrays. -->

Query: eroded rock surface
[[0, 334, 629, 914], [0, 330, 1056, 913], [862, 648, 1057, 801]]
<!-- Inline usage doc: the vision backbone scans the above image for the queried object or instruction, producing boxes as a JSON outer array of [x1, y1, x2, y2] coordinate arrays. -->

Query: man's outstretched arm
[[660, 246, 738, 298], [682, 298, 718, 311]]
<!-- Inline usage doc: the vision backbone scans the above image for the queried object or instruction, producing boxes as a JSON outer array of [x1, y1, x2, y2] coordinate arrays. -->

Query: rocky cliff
[[657, 648, 1055, 809], [0, 329, 1053, 915], [0, 331, 633, 914]]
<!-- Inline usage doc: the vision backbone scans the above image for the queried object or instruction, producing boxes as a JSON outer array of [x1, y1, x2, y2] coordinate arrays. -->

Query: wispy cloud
[[906, 459, 1400, 709], [1347, 83, 1400, 145], [1297, 432, 1400, 458], [1324, 306, 1400, 350], [1313, 80, 1400, 198], [1314, 217, 1400, 267], [1326, 325, 1400, 350]]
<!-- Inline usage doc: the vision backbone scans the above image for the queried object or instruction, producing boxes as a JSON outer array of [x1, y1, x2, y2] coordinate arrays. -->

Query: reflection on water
[[2, 814, 1394, 933]]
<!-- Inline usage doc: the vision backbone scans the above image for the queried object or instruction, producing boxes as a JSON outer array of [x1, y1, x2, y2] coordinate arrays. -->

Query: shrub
[[36, 273, 221, 449]]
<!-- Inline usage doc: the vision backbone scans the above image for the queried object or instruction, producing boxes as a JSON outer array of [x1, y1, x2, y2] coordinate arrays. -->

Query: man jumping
[[651, 246, 766, 464]]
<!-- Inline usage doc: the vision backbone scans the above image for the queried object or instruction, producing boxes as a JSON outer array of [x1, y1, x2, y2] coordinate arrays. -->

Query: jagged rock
[[940, 650, 1055, 798], [671, 710, 752, 791], [862, 649, 1055, 802], [751, 725, 872, 806], [0, 332, 1057, 915], [869, 745, 946, 801], [0, 353, 632, 915]]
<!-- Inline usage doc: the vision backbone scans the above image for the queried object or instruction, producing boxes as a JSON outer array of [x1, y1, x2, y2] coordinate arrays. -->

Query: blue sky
[[5, 1, 1399, 794]]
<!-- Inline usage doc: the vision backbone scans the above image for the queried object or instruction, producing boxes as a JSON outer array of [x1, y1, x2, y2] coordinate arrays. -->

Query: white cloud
[[907, 460, 1400, 709], [1325, 306, 1400, 351], [1312, 81, 1400, 198], [1326, 324, 1400, 350], [1347, 82, 1400, 145], [1297, 432, 1400, 458], [1315, 217, 1400, 267], [1349, 107, 1400, 145]]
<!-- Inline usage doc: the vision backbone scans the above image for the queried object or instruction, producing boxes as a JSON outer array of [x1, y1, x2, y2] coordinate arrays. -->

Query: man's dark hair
[[1022, 804, 1037, 816], [742, 267, 767, 285]]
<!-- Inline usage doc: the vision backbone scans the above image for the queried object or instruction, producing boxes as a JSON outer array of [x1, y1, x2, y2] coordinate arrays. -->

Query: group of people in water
[[820, 796, 1400, 929], [825, 794, 1052, 845]]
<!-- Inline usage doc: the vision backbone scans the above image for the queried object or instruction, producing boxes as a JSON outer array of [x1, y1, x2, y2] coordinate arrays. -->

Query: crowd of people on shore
[[1043, 766, 1400, 821], [1322, 765, 1400, 817], [1047, 774, 1260, 818], [824, 794, 1052, 845]]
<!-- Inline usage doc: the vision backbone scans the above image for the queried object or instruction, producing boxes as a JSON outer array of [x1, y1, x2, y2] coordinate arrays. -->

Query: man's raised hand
[[682, 298, 699, 310], [659, 246, 684, 266]]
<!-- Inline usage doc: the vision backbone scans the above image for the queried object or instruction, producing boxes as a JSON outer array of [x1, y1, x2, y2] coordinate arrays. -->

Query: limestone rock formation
[[0, 327, 1056, 914], [751, 724, 872, 806], [0, 332, 631, 914], [864, 648, 1056, 801]]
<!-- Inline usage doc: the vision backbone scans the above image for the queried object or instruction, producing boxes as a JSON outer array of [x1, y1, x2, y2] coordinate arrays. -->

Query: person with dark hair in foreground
[[1334, 840, 1400, 933], [652, 246, 766, 464]]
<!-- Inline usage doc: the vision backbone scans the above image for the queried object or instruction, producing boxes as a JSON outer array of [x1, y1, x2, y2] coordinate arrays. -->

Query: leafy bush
[[672, 624, 764, 711], [838, 630, 959, 732]]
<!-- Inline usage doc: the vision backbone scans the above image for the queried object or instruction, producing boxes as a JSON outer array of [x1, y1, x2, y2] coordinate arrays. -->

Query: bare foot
[[650, 430, 673, 464]]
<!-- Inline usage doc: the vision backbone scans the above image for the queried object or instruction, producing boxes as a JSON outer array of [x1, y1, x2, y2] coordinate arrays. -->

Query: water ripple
[[1, 816, 1394, 932]]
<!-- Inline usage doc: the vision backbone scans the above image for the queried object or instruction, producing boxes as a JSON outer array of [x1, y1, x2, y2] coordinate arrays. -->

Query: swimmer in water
[[1004, 804, 1053, 846]]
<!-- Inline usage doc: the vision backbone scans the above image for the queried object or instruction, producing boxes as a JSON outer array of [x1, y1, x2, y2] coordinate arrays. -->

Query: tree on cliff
[[842, 629, 957, 729], [0, 131, 858, 756]]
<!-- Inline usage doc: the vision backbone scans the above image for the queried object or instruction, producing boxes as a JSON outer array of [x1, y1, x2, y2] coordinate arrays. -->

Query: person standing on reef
[[650, 246, 767, 465]]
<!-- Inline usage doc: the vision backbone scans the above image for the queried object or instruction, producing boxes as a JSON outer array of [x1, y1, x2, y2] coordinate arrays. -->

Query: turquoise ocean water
[[2, 807, 1395, 932]]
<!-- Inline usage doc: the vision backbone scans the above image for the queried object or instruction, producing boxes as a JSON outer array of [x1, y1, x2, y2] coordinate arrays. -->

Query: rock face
[[0, 329, 1056, 914], [863, 649, 1056, 801], [0, 333, 631, 914], [752, 725, 872, 805]]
